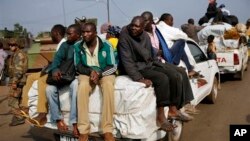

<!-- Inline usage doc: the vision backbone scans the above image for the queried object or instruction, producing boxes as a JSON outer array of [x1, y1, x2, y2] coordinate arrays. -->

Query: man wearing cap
[[7, 38, 28, 126]]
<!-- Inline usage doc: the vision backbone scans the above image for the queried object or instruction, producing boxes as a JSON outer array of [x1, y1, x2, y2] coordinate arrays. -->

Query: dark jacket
[[49, 41, 76, 73], [118, 26, 157, 81], [206, 2, 218, 19]]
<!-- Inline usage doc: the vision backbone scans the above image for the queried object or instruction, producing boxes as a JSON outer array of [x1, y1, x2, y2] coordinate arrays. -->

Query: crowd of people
[[1, 0, 250, 141]]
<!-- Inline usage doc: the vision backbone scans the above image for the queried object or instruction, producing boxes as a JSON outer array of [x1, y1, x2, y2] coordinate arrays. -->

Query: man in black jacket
[[206, 0, 218, 20], [118, 16, 194, 132]]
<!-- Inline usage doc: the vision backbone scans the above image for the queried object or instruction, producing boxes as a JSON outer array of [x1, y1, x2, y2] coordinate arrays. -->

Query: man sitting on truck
[[18, 24, 66, 127], [156, 13, 202, 78], [75, 22, 117, 141], [118, 16, 194, 132], [46, 24, 81, 137]]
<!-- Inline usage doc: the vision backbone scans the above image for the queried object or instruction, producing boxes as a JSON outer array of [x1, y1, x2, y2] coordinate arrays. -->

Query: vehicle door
[[186, 41, 214, 102]]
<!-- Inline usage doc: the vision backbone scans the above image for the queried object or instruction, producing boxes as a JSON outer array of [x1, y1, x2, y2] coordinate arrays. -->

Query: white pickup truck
[[209, 37, 248, 80], [27, 39, 220, 141], [198, 23, 248, 80]]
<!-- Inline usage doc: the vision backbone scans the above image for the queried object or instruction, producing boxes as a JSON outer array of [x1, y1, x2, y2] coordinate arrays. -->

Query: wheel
[[235, 68, 244, 80], [205, 77, 218, 104], [244, 61, 248, 71], [167, 120, 183, 141]]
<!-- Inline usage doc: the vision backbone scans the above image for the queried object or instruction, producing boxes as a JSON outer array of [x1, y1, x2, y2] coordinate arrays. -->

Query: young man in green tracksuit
[[74, 22, 117, 141]]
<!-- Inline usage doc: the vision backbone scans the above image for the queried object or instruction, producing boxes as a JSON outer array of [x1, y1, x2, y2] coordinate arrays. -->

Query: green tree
[[13, 23, 29, 38]]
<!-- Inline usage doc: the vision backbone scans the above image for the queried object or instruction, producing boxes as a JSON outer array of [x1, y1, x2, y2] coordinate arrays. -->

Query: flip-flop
[[168, 111, 193, 122], [185, 107, 200, 115], [13, 109, 29, 118], [26, 118, 44, 127], [158, 120, 177, 132], [189, 71, 205, 79], [197, 78, 208, 88]]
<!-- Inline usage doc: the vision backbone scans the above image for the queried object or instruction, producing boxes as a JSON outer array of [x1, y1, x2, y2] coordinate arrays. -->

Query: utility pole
[[62, 0, 67, 26], [107, 0, 110, 23]]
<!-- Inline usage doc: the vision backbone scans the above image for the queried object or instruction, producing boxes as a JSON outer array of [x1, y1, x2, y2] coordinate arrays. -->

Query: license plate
[[58, 133, 100, 141], [60, 135, 78, 141]]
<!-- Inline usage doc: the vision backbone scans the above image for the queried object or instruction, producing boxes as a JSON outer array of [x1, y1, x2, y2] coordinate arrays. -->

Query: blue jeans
[[46, 79, 78, 124], [170, 39, 193, 71]]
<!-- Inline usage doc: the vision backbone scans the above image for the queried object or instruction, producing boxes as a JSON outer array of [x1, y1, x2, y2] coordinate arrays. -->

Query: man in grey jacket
[[118, 16, 194, 132]]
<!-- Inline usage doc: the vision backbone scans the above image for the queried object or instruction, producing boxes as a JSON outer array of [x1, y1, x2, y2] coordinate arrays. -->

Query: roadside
[[182, 64, 250, 141], [0, 86, 35, 141]]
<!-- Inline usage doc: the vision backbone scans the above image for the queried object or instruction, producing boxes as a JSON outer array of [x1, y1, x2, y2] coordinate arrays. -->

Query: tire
[[235, 68, 244, 81], [205, 77, 218, 104], [167, 120, 183, 141]]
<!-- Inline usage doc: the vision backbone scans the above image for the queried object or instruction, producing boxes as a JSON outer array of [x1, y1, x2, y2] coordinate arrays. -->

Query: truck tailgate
[[216, 51, 234, 66]]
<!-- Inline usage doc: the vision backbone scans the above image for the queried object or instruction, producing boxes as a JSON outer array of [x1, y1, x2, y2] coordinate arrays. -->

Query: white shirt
[[221, 8, 230, 16], [56, 38, 66, 51], [156, 21, 188, 48], [82, 37, 100, 67], [156, 21, 196, 66]]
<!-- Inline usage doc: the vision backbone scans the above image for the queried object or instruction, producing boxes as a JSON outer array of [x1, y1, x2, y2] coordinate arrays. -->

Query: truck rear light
[[234, 53, 239, 65]]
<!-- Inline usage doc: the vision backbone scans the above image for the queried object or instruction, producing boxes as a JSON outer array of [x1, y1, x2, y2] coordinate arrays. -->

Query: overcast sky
[[1, 0, 249, 36]]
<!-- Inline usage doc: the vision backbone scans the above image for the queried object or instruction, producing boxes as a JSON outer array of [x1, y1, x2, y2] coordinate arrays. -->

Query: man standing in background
[[7, 38, 28, 126], [181, 18, 204, 43]]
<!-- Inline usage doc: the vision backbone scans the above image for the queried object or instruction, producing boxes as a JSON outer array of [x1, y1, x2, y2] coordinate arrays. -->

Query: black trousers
[[140, 63, 194, 109]]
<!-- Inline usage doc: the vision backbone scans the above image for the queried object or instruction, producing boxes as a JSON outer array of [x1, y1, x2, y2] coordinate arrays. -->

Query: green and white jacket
[[74, 37, 117, 77]]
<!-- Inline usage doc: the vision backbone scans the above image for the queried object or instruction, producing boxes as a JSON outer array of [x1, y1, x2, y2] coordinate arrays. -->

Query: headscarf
[[107, 25, 121, 38]]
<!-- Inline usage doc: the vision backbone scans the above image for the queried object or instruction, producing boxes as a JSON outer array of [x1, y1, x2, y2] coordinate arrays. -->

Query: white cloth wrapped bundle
[[28, 76, 165, 140]]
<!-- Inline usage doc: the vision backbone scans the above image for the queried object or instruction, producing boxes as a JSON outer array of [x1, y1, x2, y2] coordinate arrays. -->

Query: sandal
[[188, 71, 204, 79], [197, 78, 208, 88], [26, 116, 47, 127], [184, 104, 200, 115], [19, 110, 29, 118], [26, 118, 44, 127], [13, 108, 29, 118], [168, 111, 193, 122], [157, 120, 177, 132]]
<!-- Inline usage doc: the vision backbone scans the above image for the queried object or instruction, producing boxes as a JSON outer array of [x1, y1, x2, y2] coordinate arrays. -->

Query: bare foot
[[56, 120, 68, 132], [157, 120, 177, 132], [72, 123, 80, 137]]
